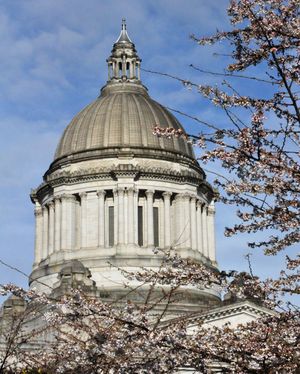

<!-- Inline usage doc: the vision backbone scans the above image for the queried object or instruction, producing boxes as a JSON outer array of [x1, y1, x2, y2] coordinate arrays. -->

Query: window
[[153, 207, 159, 247], [108, 206, 114, 246], [138, 206, 143, 246]]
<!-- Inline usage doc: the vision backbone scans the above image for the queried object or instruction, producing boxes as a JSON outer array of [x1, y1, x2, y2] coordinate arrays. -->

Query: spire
[[115, 18, 132, 44], [106, 19, 142, 83]]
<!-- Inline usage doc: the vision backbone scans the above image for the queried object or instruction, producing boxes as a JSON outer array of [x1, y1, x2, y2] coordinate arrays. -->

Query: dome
[[50, 20, 198, 172], [52, 83, 195, 169]]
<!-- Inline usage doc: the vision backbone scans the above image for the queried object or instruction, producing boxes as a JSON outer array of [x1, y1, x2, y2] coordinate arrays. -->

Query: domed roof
[[54, 83, 195, 164], [50, 21, 198, 171]]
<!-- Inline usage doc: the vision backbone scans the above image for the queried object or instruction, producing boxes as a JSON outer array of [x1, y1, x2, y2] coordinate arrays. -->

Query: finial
[[122, 18, 126, 30]]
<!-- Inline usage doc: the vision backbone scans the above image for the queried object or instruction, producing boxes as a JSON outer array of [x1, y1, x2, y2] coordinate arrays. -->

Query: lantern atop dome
[[106, 19, 142, 82]]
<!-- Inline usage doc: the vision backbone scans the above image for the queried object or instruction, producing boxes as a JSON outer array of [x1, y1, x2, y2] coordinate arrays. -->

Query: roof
[[53, 82, 196, 168]]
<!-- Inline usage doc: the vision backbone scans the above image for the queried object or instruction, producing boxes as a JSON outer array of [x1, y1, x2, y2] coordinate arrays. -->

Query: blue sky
[[0, 0, 292, 290]]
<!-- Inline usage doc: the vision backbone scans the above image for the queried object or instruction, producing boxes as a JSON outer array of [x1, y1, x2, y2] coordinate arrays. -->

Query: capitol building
[[27, 20, 220, 313]]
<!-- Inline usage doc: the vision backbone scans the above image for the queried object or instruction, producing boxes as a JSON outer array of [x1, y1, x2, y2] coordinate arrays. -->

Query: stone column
[[122, 54, 126, 76], [42, 205, 49, 259], [207, 201, 216, 262], [65, 194, 76, 249], [162, 192, 172, 248], [146, 190, 154, 247], [54, 196, 61, 252], [117, 188, 125, 245], [48, 201, 55, 256], [134, 189, 138, 245], [184, 194, 191, 248], [113, 61, 117, 78], [137, 62, 141, 80], [60, 195, 68, 250], [124, 189, 128, 244], [97, 190, 106, 247], [34, 204, 43, 264], [190, 195, 197, 250], [86, 192, 98, 247], [202, 204, 208, 257], [174, 193, 184, 248], [129, 60, 134, 79], [80, 192, 87, 248], [196, 200, 203, 253], [127, 187, 135, 245], [113, 189, 119, 245]]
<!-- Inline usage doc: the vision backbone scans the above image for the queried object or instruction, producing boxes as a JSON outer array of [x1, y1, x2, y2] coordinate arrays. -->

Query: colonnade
[[34, 189, 216, 264], [108, 59, 141, 81]]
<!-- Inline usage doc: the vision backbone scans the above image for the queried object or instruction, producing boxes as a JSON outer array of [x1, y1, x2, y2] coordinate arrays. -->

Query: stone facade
[[28, 20, 220, 313]]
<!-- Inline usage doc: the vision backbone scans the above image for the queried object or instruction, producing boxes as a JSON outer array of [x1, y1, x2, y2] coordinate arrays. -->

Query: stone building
[[29, 19, 220, 314]]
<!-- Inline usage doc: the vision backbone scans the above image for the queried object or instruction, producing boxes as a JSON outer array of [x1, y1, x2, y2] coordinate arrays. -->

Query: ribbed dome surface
[[54, 83, 195, 164]]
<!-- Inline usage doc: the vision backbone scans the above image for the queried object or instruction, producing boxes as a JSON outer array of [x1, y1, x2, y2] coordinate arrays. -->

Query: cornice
[[188, 301, 276, 326]]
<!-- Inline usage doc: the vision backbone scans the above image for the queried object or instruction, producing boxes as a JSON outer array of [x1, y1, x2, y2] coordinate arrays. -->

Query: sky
[[0, 0, 293, 291]]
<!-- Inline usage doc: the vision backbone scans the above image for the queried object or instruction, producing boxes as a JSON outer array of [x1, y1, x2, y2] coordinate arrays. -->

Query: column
[[54, 196, 61, 252], [108, 62, 112, 80], [127, 187, 135, 244], [124, 189, 128, 244], [162, 192, 172, 248], [137, 62, 141, 80], [129, 60, 134, 79], [134, 189, 138, 245], [113, 61, 117, 78], [42, 205, 49, 259], [174, 194, 185, 248], [146, 190, 154, 247], [75, 199, 81, 249], [113, 189, 119, 245], [65, 194, 76, 249], [48, 201, 55, 255], [196, 200, 203, 253], [122, 54, 126, 76], [60, 195, 68, 250], [80, 192, 87, 248], [86, 192, 98, 247], [117, 188, 125, 245], [183, 193, 191, 248], [202, 204, 208, 257], [34, 203, 43, 264], [190, 195, 197, 250], [97, 190, 106, 247], [207, 201, 216, 262]]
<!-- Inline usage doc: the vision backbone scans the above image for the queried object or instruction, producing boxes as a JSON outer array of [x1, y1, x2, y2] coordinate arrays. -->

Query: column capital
[[207, 205, 215, 215], [114, 187, 125, 196], [34, 207, 43, 217], [54, 195, 62, 202], [196, 200, 203, 208], [127, 187, 136, 195], [62, 194, 76, 201], [79, 192, 87, 199], [190, 195, 197, 203], [162, 191, 172, 200], [145, 189, 154, 197], [177, 192, 191, 200], [96, 190, 106, 197], [48, 201, 55, 208]]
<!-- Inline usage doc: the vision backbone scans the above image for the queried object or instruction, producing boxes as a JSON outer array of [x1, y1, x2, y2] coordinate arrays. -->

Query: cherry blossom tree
[[155, 0, 300, 256]]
